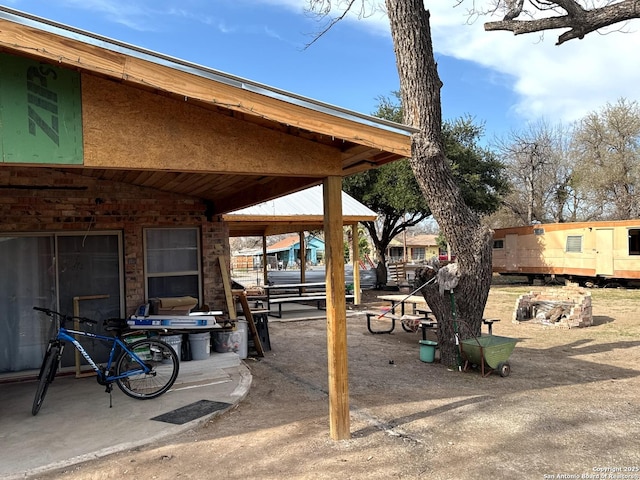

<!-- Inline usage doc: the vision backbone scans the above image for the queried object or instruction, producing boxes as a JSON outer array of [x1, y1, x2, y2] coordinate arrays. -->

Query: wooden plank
[[323, 176, 350, 440], [72, 294, 109, 378], [217, 256, 236, 319], [235, 290, 264, 357]]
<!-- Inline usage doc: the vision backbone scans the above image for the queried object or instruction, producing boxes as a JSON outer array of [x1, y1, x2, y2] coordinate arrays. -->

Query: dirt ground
[[35, 281, 640, 480]]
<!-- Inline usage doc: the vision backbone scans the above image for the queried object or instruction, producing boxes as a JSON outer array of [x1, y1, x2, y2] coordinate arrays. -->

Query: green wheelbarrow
[[459, 334, 518, 377]]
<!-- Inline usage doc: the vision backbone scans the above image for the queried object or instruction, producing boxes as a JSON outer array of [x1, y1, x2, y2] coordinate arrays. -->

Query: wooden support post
[[262, 235, 268, 286], [323, 176, 350, 440], [299, 231, 306, 284], [351, 224, 361, 305], [72, 294, 109, 378], [234, 290, 264, 357]]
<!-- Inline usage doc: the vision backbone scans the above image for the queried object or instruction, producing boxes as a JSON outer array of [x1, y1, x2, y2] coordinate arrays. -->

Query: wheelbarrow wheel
[[497, 362, 511, 377]]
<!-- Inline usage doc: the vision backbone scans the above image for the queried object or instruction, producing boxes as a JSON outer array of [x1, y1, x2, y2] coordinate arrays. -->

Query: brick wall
[[0, 166, 230, 316]]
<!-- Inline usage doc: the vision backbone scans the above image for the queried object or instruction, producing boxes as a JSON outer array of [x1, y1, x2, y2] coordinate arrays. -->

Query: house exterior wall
[[492, 220, 640, 284], [0, 166, 230, 316]]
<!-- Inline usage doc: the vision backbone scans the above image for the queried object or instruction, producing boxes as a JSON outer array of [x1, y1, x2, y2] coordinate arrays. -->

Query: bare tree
[[479, 0, 640, 45], [494, 120, 579, 225], [571, 98, 640, 219]]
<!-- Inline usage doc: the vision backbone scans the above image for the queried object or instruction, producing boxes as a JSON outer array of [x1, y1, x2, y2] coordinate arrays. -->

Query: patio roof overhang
[[0, 7, 414, 214], [224, 186, 377, 237]]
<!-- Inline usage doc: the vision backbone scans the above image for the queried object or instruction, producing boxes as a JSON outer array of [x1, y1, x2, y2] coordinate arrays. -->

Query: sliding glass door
[[0, 232, 123, 374], [0, 236, 56, 372], [57, 234, 123, 369]]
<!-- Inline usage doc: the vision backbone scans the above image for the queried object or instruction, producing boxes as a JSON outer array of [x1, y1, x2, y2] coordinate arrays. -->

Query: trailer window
[[566, 236, 582, 253], [493, 239, 504, 249], [629, 229, 640, 255]]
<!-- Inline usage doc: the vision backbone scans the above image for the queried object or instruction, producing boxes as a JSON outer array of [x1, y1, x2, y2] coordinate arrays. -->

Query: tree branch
[[484, 0, 640, 45]]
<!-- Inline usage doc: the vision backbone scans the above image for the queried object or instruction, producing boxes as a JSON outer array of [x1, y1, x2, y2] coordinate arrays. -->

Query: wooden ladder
[[234, 290, 265, 357]]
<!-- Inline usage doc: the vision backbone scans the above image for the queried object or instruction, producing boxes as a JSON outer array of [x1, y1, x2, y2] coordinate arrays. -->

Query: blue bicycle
[[32, 306, 179, 415]]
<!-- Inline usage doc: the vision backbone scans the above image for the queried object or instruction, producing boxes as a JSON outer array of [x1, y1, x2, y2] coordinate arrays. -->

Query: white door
[[595, 228, 614, 276], [505, 234, 518, 271]]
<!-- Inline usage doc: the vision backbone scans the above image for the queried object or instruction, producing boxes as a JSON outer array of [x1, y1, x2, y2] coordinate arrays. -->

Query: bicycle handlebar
[[33, 306, 98, 326]]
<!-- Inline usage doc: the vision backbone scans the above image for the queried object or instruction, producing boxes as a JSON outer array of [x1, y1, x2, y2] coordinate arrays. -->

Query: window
[[145, 228, 201, 301], [629, 229, 640, 255], [493, 239, 504, 249], [411, 247, 425, 261], [566, 235, 583, 253]]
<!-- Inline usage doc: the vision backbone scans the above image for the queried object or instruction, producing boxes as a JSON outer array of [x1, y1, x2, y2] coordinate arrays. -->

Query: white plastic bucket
[[188, 332, 211, 360], [212, 320, 248, 359], [236, 319, 248, 360]]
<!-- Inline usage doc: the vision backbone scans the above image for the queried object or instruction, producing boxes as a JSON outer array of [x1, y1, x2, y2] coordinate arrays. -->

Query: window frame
[[143, 227, 202, 303], [565, 235, 583, 253], [629, 228, 640, 256]]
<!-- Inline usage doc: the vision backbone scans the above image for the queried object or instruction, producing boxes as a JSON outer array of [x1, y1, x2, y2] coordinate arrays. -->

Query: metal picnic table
[[376, 294, 426, 316]]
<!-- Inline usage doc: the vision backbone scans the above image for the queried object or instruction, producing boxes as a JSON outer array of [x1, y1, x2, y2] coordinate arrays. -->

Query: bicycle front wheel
[[32, 344, 61, 415], [115, 339, 179, 399]]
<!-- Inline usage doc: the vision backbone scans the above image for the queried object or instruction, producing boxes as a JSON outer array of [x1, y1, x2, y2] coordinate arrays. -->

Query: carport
[[0, 6, 414, 439], [224, 185, 378, 304]]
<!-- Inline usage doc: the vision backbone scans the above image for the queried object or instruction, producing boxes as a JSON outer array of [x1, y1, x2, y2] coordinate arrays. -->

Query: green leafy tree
[[344, 94, 507, 286], [344, 225, 371, 263]]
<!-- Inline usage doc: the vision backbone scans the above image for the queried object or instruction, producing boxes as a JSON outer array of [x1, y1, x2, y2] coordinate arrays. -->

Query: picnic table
[[265, 282, 326, 301], [264, 282, 353, 318], [363, 294, 436, 335], [376, 294, 426, 316]]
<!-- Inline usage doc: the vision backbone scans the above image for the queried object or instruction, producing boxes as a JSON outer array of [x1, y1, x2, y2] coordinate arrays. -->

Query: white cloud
[[50, 0, 157, 31], [428, 4, 640, 125], [426, 4, 639, 124]]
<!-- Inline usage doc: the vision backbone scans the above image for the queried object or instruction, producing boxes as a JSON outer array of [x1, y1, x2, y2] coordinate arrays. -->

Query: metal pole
[[377, 273, 436, 319]]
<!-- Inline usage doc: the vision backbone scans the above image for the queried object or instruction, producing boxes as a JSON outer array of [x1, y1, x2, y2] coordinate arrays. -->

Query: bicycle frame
[[56, 326, 151, 382]]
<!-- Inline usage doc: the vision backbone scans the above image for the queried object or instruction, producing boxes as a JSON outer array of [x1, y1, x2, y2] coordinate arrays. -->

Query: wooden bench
[[268, 294, 355, 318], [483, 318, 500, 335]]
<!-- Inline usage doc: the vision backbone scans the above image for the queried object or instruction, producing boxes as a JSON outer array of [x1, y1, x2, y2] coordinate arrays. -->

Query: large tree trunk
[[386, 0, 494, 367]]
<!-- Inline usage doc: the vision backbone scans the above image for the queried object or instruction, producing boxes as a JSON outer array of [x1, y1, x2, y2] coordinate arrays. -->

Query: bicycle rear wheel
[[115, 339, 179, 399], [32, 344, 61, 415]]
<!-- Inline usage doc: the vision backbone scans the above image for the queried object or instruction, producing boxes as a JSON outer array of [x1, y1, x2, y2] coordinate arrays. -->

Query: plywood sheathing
[[81, 75, 341, 176]]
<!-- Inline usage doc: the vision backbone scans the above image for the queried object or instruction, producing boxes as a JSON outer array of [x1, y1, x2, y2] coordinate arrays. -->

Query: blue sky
[[4, 1, 639, 142]]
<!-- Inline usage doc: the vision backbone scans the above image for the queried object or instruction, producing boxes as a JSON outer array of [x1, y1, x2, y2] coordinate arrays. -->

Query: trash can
[[235, 319, 248, 360], [188, 332, 211, 360], [161, 334, 183, 360], [419, 340, 437, 363]]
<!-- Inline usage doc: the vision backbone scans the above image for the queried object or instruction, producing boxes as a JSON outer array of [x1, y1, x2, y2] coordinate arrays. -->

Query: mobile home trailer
[[492, 220, 640, 287]]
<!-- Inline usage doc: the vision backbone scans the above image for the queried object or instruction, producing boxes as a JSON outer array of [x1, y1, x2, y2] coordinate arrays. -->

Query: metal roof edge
[[0, 6, 417, 137]]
